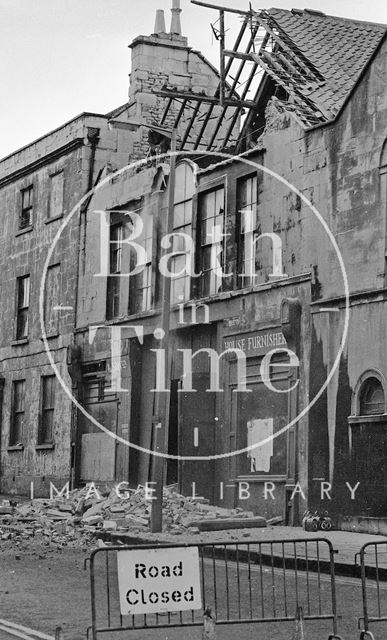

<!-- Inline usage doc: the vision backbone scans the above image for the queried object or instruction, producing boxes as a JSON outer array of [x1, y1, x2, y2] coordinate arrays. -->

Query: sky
[[1, 0, 386, 159]]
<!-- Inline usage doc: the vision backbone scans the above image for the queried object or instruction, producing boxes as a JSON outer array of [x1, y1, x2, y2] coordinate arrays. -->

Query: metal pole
[[219, 10, 225, 107], [150, 128, 177, 533]]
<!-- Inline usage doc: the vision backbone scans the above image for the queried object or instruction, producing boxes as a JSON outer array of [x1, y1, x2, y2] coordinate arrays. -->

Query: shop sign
[[223, 329, 287, 357]]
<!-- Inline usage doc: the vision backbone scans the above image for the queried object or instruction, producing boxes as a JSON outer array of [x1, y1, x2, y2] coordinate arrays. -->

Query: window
[[199, 186, 225, 297], [360, 377, 385, 416], [39, 376, 56, 444], [349, 374, 387, 514], [20, 186, 33, 229], [171, 162, 195, 305], [16, 275, 30, 340], [128, 212, 153, 314], [44, 264, 61, 335], [106, 224, 122, 319], [48, 172, 64, 219], [10, 380, 25, 445], [237, 174, 258, 286]]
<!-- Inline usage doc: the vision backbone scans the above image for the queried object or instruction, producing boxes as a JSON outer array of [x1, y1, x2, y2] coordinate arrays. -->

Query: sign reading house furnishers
[[117, 547, 202, 615]]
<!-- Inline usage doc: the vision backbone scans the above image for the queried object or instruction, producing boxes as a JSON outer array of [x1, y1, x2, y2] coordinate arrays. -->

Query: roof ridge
[[269, 7, 387, 30]]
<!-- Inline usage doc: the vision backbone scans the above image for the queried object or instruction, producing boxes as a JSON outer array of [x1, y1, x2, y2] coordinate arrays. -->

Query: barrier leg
[[55, 628, 64, 640], [292, 606, 305, 640], [202, 607, 216, 640]]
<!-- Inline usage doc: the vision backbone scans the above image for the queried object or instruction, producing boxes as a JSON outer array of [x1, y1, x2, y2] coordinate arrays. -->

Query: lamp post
[[150, 127, 177, 532], [108, 118, 177, 532]]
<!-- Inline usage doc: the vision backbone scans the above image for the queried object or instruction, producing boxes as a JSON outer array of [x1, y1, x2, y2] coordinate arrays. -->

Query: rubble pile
[[0, 484, 258, 547]]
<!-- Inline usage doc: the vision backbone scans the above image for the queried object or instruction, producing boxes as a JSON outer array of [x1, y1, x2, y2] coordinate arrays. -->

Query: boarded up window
[[44, 264, 60, 335], [49, 172, 64, 218]]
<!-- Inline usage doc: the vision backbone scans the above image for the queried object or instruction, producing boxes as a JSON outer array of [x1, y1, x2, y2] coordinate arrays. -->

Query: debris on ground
[[0, 484, 264, 548]]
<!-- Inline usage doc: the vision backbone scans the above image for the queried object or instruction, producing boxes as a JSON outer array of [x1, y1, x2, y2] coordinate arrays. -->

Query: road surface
[[1, 541, 387, 639]]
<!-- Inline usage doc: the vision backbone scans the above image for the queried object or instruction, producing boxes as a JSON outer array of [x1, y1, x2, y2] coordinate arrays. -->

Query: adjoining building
[[0, 2, 230, 498]]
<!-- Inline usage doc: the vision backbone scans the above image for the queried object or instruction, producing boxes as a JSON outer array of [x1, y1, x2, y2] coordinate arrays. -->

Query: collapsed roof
[[155, 1, 386, 153]]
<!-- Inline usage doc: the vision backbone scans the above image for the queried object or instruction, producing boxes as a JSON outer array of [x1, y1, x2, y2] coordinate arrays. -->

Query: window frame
[[20, 185, 33, 230], [38, 375, 56, 445], [16, 274, 30, 340], [106, 223, 123, 320], [236, 172, 259, 288], [9, 379, 26, 446], [197, 183, 226, 298], [128, 209, 153, 315], [170, 161, 195, 305]]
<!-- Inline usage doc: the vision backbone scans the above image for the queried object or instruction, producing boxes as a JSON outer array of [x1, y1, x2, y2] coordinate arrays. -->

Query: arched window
[[350, 370, 387, 419], [359, 377, 385, 416], [349, 372, 387, 516]]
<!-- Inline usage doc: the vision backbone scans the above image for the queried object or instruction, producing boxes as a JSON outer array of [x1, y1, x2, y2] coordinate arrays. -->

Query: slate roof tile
[[266, 7, 386, 123]]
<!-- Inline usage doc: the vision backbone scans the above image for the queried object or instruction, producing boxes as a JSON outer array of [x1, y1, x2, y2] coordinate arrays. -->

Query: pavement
[[100, 525, 387, 577]]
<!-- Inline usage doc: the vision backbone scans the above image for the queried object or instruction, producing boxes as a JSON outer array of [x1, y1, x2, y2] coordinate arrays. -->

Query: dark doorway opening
[[167, 380, 179, 485]]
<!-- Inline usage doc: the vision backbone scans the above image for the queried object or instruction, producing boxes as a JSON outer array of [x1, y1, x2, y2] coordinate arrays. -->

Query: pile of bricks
[[0, 484, 258, 547]]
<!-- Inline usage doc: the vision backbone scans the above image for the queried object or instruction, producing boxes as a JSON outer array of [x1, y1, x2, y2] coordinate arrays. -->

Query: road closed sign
[[117, 546, 202, 615]]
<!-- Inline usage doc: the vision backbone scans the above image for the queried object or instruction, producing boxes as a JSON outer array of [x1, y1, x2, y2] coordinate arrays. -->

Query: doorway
[[77, 376, 118, 484]]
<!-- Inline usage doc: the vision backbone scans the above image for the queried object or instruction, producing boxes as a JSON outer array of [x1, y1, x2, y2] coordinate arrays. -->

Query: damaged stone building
[[1, 1, 387, 532]]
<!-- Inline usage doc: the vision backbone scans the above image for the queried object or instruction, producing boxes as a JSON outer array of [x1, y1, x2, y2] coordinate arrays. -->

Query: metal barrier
[[358, 540, 387, 640], [88, 537, 343, 639]]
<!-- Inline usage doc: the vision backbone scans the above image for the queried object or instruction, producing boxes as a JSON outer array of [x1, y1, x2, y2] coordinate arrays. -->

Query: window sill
[[45, 214, 63, 225], [40, 332, 59, 341], [7, 444, 24, 452], [15, 226, 33, 236], [11, 338, 29, 346], [36, 443, 55, 450], [106, 309, 158, 323], [348, 414, 387, 424]]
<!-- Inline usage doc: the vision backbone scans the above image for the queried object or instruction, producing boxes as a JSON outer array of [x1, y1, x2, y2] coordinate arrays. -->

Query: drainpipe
[[70, 126, 100, 489], [0, 376, 5, 491]]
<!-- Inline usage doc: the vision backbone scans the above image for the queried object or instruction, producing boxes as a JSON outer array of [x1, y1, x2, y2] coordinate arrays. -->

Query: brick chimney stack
[[126, 2, 238, 159]]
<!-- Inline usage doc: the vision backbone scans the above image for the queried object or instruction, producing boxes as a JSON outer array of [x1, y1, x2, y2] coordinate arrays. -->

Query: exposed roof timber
[[159, 97, 173, 126], [251, 53, 330, 122], [193, 104, 215, 150], [205, 16, 261, 149], [211, 48, 263, 150], [219, 10, 226, 105], [223, 49, 252, 61], [173, 99, 188, 129], [251, 11, 325, 81], [181, 101, 201, 148], [155, 88, 256, 110], [191, 0, 250, 17], [158, 3, 363, 151]]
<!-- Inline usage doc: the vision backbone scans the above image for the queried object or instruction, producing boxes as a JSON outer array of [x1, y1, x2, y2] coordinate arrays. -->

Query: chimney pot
[[154, 9, 166, 34], [170, 0, 182, 35]]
